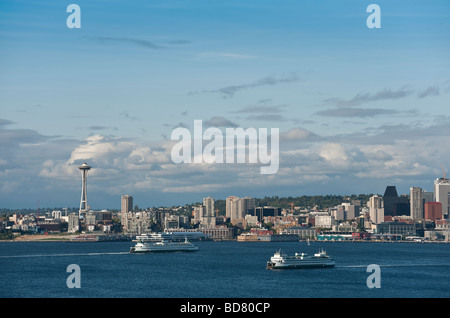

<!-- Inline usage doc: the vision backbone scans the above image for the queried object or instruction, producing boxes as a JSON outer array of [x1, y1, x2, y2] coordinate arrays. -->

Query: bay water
[[1, 240, 449, 298]]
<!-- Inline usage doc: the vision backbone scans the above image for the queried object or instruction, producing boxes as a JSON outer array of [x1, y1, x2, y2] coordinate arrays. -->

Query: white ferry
[[130, 238, 199, 253], [134, 231, 210, 242], [266, 249, 335, 269]]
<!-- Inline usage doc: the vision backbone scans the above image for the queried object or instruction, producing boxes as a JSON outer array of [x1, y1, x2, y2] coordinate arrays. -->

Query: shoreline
[[1, 235, 449, 244]]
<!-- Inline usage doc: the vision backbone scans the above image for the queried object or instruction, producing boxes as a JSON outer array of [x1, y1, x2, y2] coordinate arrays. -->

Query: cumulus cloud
[[280, 127, 318, 141], [2, 114, 450, 208]]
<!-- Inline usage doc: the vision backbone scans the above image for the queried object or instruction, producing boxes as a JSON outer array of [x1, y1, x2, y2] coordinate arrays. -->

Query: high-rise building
[[121, 195, 133, 231], [410, 187, 423, 220], [68, 213, 80, 233], [201, 196, 216, 228], [203, 196, 215, 218], [424, 202, 442, 221], [226, 196, 255, 224], [434, 178, 450, 219], [383, 185, 410, 216], [239, 197, 255, 218], [368, 195, 384, 224], [226, 196, 240, 220]]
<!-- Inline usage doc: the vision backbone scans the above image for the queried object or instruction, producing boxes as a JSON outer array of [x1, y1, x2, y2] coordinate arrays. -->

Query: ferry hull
[[130, 246, 199, 253], [129, 240, 199, 253], [266, 262, 335, 269], [266, 249, 335, 270]]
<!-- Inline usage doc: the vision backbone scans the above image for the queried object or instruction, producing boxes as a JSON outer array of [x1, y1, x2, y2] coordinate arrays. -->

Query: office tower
[[383, 185, 409, 216], [368, 195, 384, 224], [410, 187, 423, 220], [383, 186, 398, 216], [121, 195, 133, 231], [424, 202, 442, 221], [423, 191, 434, 203], [78, 163, 91, 217], [434, 178, 450, 219]]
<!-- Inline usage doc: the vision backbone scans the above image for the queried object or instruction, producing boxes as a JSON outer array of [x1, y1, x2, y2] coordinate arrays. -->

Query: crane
[[442, 164, 447, 180]]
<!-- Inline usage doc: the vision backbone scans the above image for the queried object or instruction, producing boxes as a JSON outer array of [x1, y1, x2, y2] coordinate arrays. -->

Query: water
[[1, 241, 449, 298]]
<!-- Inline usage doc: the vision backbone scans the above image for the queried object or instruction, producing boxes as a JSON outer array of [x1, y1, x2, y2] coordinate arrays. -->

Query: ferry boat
[[130, 238, 199, 253], [266, 249, 335, 269], [134, 231, 210, 242]]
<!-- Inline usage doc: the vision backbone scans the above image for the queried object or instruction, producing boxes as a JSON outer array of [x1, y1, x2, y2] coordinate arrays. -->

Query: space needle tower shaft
[[78, 163, 91, 217]]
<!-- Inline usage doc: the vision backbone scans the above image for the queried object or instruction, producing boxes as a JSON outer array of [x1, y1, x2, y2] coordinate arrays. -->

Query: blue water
[[1, 241, 449, 298]]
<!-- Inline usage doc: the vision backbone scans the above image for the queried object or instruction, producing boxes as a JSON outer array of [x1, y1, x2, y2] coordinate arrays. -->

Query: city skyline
[[1, 0, 449, 209]]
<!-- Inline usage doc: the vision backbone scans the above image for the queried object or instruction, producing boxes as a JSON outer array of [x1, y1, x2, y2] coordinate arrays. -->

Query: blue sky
[[0, 0, 449, 209]]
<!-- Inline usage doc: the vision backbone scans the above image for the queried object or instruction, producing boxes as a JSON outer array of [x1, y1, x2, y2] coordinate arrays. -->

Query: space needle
[[78, 162, 91, 218]]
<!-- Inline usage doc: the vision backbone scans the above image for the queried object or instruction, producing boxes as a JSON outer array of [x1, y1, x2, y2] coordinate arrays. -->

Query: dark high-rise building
[[383, 186, 410, 217], [383, 186, 398, 216]]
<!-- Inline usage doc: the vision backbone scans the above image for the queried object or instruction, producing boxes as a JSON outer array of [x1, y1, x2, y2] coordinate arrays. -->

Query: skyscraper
[[203, 196, 215, 218], [368, 195, 384, 224], [383, 185, 409, 216], [239, 197, 256, 217], [410, 187, 424, 220], [226, 196, 240, 222], [434, 178, 450, 219], [121, 195, 133, 231], [202, 196, 216, 228]]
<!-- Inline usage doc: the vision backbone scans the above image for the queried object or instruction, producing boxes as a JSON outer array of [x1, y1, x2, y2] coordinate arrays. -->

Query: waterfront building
[[199, 226, 233, 240], [282, 226, 316, 239], [374, 222, 416, 236]]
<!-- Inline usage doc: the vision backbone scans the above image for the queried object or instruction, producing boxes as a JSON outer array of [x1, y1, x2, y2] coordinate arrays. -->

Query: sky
[[0, 0, 449, 209]]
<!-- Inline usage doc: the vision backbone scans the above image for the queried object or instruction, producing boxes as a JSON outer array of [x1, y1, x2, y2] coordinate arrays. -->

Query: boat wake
[[0, 251, 130, 259], [337, 263, 450, 268]]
